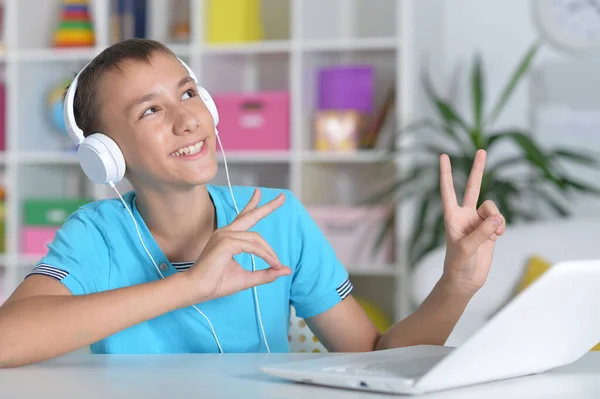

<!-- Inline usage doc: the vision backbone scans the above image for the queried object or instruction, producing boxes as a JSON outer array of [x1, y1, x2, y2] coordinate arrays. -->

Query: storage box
[[21, 226, 59, 255], [317, 65, 374, 113], [212, 91, 290, 151], [205, 0, 263, 43], [24, 198, 91, 226], [306, 206, 394, 268]]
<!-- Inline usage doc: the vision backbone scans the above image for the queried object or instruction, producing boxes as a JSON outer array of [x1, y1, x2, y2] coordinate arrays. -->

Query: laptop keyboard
[[322, 354, 447, 379]]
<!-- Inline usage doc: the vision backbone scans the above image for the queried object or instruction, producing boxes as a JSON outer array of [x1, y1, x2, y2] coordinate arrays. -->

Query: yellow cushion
[[517, 255, 552, 293], [356, 297, 391, 334], [517, 255, 600, 351]]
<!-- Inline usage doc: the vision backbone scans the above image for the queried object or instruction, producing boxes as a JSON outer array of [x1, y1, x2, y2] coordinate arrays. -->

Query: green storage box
[[24, 198, 92, 226]]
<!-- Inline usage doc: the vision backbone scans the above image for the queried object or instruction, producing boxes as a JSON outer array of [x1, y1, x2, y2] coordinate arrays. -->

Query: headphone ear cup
[[197, 86, 219, 128], [78, 133, 126, 184]]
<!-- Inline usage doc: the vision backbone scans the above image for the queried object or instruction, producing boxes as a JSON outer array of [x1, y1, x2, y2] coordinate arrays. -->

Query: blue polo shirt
[[26, 185, 353, 354]]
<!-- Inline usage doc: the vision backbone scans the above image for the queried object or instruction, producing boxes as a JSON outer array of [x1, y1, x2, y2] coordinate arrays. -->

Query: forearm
[[0, 273, 190, 367], [376, 277, 471, 350]]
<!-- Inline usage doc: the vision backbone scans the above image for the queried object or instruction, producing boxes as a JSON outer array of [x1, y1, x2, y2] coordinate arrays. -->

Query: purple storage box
[[317, 65, 374, 113]]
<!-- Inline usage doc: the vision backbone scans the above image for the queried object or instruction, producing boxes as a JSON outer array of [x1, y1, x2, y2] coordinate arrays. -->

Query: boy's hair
[[66, 38, 177, 138]]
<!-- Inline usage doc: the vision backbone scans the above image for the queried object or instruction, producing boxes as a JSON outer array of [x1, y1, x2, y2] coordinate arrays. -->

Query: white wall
[[415, 0, 600, 219], [440, 0, 565, 127]]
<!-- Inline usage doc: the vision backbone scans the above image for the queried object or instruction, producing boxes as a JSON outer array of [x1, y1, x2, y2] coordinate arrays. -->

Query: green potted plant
[[370, 42, 600, 267]]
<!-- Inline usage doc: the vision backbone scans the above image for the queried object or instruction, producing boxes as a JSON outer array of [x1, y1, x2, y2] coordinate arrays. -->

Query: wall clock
[[532, 0, 600, 54]]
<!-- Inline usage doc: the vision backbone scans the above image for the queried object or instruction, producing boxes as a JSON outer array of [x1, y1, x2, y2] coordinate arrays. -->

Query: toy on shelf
[[314, 110, 365, 152], [47, 77, 72, 134], [0, 76, 5, 152], [170, 0, 190, 43], [313, 65, 374, 152], [205, 0, 263, 43], [47, 77, 77, 150], [53, 0, 95, 48]]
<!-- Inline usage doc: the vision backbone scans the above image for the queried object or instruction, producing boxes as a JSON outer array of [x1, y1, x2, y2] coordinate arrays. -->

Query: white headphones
[[63, 56, 272, 354], [63, 57, 220, 185]]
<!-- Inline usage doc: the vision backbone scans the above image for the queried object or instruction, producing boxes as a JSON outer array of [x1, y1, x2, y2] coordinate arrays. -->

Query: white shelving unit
[[0, 0, 420, 323]]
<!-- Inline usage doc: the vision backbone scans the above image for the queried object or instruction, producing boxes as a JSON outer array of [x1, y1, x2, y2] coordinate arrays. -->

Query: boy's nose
[[173, 108, 200, 136]]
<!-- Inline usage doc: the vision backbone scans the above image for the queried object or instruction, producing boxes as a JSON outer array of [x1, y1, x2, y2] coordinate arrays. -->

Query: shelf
[[201, 40, 293, 55], [302, 150, 392, 163], [164, 43, 192, 57], [14, 48, 98, 63], [0, 0, 413, 322], [302, 37, 398, 52], [217, 151, 292, 163], [16, 152, 79, 165]]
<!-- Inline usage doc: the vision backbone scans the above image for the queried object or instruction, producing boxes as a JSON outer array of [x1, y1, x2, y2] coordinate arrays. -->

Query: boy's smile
[[170, 137, 208, 159]]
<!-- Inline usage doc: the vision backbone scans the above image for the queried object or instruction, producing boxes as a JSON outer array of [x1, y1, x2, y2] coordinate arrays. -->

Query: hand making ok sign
[[440, 149, 506, 297]]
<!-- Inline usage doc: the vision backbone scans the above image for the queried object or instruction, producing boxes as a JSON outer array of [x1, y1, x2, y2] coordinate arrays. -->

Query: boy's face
[[97, 51, 218, 190]]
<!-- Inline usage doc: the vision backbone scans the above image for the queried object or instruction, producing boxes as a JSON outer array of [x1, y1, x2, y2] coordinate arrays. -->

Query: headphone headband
[[63, 62, 88, 145]]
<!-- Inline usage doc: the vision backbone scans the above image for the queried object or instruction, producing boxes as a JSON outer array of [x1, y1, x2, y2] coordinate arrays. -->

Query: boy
[[0, 39, 504, 367]]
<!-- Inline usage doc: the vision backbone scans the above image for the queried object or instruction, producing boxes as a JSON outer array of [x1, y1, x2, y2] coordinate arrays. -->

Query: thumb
[[460, 214, 503, 254], [242, 267, 291, 290]]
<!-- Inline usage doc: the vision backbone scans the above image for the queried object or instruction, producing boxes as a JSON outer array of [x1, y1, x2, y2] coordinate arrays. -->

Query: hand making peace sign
[[440, 149, 506, 297]]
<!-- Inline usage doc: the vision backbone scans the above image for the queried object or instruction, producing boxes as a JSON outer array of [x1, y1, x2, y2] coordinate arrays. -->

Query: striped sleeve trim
[[25, 264, 69, 281], [336, 278, 353, 300]]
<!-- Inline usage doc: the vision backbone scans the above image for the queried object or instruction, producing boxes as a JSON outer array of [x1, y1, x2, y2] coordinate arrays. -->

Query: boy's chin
[[178, 166, 218, 187]]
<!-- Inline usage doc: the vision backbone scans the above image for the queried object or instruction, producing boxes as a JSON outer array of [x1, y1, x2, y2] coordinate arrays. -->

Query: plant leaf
[[559, 177, 600, 195], [527, 186, 570, 216], [471, 52, 484, 143], [394, 118, 471, 155], [410, 211, 445, 267], [408, 186, 440, 259], [487, 130, 557, 181], [485, 180, 519, 224], [421, 66, 471, 138], [550, 148, 600, 167], [360, 166, 434, 205], [486, 155, 530, 175], [371, 208, 395, 258], [511, 208, 538, 221], [487, 42, 540, 124]]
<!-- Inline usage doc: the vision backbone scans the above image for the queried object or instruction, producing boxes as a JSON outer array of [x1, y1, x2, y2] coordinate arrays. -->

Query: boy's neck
[[134, 184, 216, 262]]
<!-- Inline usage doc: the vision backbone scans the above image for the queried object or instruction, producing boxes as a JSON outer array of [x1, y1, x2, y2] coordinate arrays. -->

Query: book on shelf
[[110, 0, 147, 44]]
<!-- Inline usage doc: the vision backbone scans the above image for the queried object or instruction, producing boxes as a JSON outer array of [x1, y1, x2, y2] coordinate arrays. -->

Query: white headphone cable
[[215, 131, 271, 354], [108, 181, 225, 354], [106, 130, 272, 354]]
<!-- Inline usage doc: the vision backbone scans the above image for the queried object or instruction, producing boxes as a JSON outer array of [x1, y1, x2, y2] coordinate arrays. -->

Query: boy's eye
[[182, 89, 196, 100], [142, 107, 158, 117]]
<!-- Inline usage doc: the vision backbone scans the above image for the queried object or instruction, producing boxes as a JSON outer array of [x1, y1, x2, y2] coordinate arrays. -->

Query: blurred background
[[1, 0, 600, 348]]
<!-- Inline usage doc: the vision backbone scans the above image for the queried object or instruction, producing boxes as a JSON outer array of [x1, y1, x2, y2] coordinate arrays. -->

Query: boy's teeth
[[171, 140, 204, 157]]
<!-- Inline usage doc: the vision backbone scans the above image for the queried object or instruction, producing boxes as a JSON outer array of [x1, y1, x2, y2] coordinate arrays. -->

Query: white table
[[3, 352, 600, 398]]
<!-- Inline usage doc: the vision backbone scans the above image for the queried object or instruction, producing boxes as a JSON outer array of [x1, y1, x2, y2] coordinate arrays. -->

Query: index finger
[[462, 149, 486, 208], [237, 188, 261, 217], [230, 193, 286, 231], [440, 154, 458, 213]]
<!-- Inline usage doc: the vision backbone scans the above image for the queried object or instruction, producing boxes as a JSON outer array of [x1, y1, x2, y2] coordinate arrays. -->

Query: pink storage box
[[306, 206, 394, 268], [21, 226, 58, 255], [212, 91, 290, 151]]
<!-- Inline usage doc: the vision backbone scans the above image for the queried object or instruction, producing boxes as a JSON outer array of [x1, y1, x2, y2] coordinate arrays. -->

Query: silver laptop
[[261, 259, 600, 395]]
